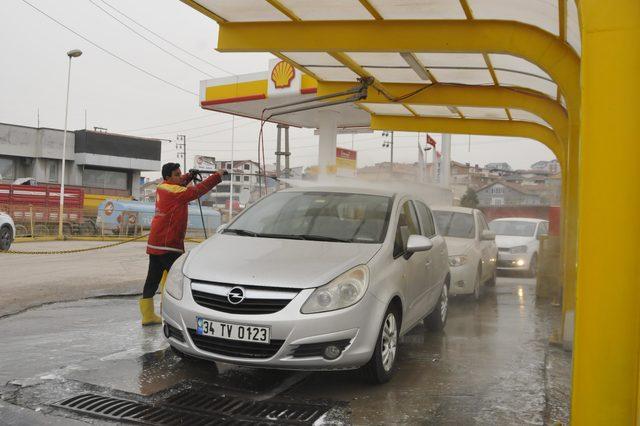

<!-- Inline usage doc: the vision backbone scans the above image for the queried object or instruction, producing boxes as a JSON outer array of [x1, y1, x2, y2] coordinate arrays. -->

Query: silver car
[[162, 187, 450, 383]]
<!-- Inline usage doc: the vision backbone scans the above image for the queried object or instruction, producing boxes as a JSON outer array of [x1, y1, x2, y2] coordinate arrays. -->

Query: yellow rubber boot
[[139, 298, 162, 326]]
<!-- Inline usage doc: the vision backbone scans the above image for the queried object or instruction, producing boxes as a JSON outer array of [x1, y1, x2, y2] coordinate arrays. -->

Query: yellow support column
[[572, 1, 640, 423]]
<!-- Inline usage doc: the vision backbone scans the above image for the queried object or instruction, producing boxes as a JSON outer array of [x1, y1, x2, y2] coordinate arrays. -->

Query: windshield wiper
[[256, 233, 305, 240], [224, 229, 258, 237], [296, 234, 352, 243]]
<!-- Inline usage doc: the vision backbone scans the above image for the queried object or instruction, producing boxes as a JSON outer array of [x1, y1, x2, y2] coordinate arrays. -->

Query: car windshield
[[433, 211, 475, 239], [225, 191, 393, 243], [489, 220, 536, 237]]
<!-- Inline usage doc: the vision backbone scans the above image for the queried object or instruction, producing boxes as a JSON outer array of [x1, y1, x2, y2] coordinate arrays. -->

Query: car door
[[476, 211, 495, 281], [392, 199, 428, 329], [413, 200, 447, 314]]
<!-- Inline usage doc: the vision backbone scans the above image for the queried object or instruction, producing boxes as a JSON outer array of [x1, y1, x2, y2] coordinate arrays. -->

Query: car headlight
[[165, 253, 188, 300], [510, 245, 528, 254], [301, 265, 369, 314], [449, 255, 468, 267]]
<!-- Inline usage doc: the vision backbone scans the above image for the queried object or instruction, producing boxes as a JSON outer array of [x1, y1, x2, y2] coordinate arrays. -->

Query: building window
[[47, 160, 59, 183], [83, 168, 128, 190], [244, 163, 250, 171], [226, 163, 232, 170], [0, 157, 16, 181], [491, 197, 504, 206], [244, 176, 250, 182], [491, 185, 504, 194], [235, 175, 240, 182]]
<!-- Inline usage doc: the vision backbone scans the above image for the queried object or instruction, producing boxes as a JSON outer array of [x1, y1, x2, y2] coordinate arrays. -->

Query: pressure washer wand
[[189, 170, 280, 182]]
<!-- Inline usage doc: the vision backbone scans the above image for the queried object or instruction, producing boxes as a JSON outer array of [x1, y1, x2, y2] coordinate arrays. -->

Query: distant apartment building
[[0, 122, 161, 197], [476, 181, 544, 206], [211, 160, 266, 207], [531, 159, 561, 174]]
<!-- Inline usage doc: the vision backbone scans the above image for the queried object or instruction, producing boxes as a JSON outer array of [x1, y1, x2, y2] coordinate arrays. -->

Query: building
[[476, 181, 544, 206], [0, 123, 161, 198], [531, 159, 561, 174], [484, 162, 512, 172], [210, 160, 266, 207]]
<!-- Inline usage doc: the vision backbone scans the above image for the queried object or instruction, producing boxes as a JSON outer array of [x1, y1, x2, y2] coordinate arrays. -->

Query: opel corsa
[[162, 187, 450, 383]]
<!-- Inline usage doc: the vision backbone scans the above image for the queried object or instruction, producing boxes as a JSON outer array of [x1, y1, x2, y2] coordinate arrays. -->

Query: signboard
[[268, 58, 301, 98], [336, 148, 357, 177], [194, 155, 217, 171]]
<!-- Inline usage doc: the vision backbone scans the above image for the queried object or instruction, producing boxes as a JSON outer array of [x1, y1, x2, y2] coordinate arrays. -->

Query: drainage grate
[[166, 389, 330, 424], [53, 390, 333, 425], [52, 393, 218, 425]]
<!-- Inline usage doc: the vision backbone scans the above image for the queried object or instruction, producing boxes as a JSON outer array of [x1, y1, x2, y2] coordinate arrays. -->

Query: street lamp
[[58, 49, 82, 239]]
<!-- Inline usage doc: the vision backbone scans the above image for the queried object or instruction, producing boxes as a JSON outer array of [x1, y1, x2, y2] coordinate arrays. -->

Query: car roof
[[490, 217, 547, 223], [431, 205, 476, 214], [280, 185, 399, 198]]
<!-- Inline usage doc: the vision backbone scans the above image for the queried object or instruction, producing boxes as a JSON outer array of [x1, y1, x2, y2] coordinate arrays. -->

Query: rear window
[[489, 220, 537, 237], [433, 211, 475, 239]]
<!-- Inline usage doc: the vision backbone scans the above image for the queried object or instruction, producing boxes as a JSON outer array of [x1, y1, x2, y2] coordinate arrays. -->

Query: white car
[[0, 212, 15, 251], [432, 207, 498, 299], [489, 218, 549, 277], [162, 187, 450, 383]]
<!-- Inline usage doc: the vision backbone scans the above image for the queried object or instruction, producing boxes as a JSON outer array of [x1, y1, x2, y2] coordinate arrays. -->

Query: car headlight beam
[[301, 265, 369, 314], [165, 253, 188, 300]]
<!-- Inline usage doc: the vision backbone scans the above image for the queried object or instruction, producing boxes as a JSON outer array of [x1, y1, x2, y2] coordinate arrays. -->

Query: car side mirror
[[406, 235, 433, 256], [481, 230, 496, 241]]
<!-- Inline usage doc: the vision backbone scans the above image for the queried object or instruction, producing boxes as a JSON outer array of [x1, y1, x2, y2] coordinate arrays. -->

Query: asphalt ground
[[0, 248, 572, 425], [0, 240, 197, 318]]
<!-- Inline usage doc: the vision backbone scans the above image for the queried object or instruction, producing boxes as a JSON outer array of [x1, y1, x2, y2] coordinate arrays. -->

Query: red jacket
[[146, 172, 222, 255]]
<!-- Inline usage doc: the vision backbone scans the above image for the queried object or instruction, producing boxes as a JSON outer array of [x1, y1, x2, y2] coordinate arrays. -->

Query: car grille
[[498, 259, 518, 268], [498, 247, 510, 252], [190, 281, 298, 315], [291, 339, 352, 359], [188, 329, 284, 359]]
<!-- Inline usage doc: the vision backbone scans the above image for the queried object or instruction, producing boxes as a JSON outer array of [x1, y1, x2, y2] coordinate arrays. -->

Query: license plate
[[196, 317, 270, 344]]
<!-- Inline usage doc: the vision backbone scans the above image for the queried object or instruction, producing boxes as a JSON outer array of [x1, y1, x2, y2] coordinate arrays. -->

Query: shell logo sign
[[271, 61, 295, 89], [268, 58, 301, 97]]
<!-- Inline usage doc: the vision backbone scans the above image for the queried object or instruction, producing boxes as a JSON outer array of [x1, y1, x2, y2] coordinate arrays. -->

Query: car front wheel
[[528, 253, 538, 277], [0, 226, 13, 251], [426, 281, 449, 331], [363, 305, 400, 384]]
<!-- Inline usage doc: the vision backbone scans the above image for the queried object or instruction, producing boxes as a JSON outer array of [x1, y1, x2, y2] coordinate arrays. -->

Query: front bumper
[[449, 262, 477, 295], [497, 252, 529, 270], [161, 284, 387, 370]]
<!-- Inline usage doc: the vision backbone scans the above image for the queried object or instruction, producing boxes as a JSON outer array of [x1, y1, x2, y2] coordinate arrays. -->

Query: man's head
[[161, 162, 182, 184]]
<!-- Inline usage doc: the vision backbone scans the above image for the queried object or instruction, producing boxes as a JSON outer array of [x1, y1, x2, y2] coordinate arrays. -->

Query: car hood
[[443, 237, 475, 255], [184, 234, 382, 289], [495, 235, 534, 248]]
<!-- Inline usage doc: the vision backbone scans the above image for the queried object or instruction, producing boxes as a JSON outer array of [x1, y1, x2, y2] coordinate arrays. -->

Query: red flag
[[426, 134, 436, 148]]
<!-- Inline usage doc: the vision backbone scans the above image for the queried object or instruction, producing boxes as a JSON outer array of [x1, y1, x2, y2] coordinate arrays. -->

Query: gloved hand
[[188, 169, 202, 181]]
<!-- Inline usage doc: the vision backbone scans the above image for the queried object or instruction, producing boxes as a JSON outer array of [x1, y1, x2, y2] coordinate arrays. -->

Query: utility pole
[[176, 134, 187, 170], [382, 131, 394, 175]]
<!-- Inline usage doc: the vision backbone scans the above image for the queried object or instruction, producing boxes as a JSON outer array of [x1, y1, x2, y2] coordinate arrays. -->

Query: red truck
[[0, 184, 86, 236]]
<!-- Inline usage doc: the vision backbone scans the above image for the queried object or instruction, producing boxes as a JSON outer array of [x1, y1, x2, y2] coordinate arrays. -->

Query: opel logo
[[227, 287, 245, 305]]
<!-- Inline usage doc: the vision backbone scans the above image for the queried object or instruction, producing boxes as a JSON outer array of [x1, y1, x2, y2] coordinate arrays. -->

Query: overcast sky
[[0, 0, 557, 177]]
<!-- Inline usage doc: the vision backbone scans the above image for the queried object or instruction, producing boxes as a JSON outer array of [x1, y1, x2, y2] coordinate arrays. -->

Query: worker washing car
[[139, 162, 226, 326]]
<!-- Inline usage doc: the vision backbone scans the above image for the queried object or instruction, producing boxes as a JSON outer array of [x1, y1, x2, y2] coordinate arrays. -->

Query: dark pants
[[142, 253, 182, 298]]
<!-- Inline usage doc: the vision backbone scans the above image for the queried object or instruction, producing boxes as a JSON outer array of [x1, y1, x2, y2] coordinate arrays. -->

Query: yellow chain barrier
[[1, 233, 150, 255]]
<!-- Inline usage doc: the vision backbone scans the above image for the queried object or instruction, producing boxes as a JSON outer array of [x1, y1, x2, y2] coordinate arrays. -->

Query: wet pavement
[[0, 276, 571, 425]]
